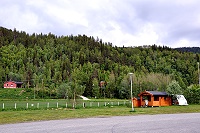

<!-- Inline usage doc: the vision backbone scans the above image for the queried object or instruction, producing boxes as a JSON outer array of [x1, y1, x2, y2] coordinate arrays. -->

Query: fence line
[[1, 101, 130, 111]]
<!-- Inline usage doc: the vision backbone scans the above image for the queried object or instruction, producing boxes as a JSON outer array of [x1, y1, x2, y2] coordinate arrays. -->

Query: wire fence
[[0, 100, 131, 111]]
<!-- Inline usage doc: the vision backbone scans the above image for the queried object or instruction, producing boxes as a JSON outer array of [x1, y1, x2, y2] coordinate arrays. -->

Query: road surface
[[1, 113, 200, 133]]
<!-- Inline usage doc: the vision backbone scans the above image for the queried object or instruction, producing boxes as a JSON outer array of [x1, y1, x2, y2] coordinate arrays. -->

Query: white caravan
[[174, 95, 188, 105]]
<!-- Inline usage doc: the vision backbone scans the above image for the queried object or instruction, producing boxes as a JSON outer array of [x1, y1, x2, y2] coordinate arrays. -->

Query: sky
[[1, 0, 200, 48]]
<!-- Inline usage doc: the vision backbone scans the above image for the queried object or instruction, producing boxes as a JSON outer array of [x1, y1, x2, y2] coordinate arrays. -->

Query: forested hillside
[[175, 47, 200, 54], [0, 27, 199, 99]]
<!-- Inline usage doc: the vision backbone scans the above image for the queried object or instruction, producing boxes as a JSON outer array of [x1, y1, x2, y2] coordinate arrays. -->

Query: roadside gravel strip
[[1, 113, 200, 133]]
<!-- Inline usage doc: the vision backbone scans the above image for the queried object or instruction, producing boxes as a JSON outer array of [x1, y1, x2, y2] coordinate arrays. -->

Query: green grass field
[[1, 104, 200, 124], [1, 88, 200, 125], [0, 99, 129, 110], [0, 88, 130, 110], [0, 88, 34, 99]]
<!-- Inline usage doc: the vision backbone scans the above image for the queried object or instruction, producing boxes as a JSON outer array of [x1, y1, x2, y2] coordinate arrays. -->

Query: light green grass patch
[[0, 105, 200, 125]]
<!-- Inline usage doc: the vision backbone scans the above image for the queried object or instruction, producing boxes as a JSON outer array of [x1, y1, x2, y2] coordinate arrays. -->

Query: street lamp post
[[198, 62, 200, 86], [129, 73, 134, 111]]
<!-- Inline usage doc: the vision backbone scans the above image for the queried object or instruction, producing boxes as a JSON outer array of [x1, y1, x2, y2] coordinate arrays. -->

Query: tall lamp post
[[198, 62, 200, 86], [129, 73, 134, 111]]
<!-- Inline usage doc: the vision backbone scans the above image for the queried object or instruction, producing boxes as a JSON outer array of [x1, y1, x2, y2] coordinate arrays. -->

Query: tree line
[[0, 27, 200, 101]]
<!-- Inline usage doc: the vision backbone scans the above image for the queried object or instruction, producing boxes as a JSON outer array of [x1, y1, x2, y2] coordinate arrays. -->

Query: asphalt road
[[1, 113, 200, 133]]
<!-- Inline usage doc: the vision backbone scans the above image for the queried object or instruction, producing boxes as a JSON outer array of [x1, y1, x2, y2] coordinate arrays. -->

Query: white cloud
[[171, 39, 199, 48], [102, 23, 159, 47], [1, 0, 200, 48]]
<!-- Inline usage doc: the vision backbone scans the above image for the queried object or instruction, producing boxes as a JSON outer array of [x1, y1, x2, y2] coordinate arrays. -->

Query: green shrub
[[184, 85, 200, 104]]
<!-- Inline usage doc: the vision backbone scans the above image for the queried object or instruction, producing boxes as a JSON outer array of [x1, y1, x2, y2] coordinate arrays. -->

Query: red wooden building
[[4, 81, 23, 88], [133, 90, 172, 107]]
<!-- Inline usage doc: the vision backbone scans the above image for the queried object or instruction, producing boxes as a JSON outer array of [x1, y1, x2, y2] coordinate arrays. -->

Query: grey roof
[[5, 81, 23, 84], [146, 91, 168, 96], [14, 82, 23, 84]]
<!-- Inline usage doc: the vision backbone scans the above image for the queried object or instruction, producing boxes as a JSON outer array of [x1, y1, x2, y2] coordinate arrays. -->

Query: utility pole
[[42, 79, 44, 99], [198, 62, 200, 86], [73, 79, 76, 109], [129, 73, 134, 111], [34, 86, 35, 99]]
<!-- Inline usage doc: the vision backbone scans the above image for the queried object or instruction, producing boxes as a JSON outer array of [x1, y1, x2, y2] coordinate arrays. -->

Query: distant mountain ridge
[[174, 47, 200, 53]]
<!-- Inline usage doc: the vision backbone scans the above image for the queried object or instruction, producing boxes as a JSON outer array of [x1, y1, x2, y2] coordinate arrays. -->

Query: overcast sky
[[1, 0, 200, 48]]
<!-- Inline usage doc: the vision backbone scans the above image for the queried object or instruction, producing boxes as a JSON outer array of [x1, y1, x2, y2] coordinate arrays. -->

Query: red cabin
[[4, 81, 23, 88]]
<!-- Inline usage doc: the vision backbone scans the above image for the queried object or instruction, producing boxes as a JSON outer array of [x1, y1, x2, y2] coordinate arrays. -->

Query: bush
[[166, 80, 183, 95], [184, 85, 200, 104]]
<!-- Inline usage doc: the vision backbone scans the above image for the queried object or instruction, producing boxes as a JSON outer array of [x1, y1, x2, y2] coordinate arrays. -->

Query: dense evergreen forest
[[0, 26, 200, 100], [175, 47, 200, 54]]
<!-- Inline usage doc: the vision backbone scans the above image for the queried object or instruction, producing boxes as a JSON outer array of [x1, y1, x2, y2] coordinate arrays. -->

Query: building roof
[[138, 90, 168, 96], [4, 81, 23, 84], [147, 91, 168, 96], [14, 82, 23, 85]]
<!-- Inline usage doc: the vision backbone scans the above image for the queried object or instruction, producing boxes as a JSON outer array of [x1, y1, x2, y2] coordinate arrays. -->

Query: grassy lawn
[[0, 99, 129, 110], [0, 105, 200, 125], [0, 88, 199, 125]]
